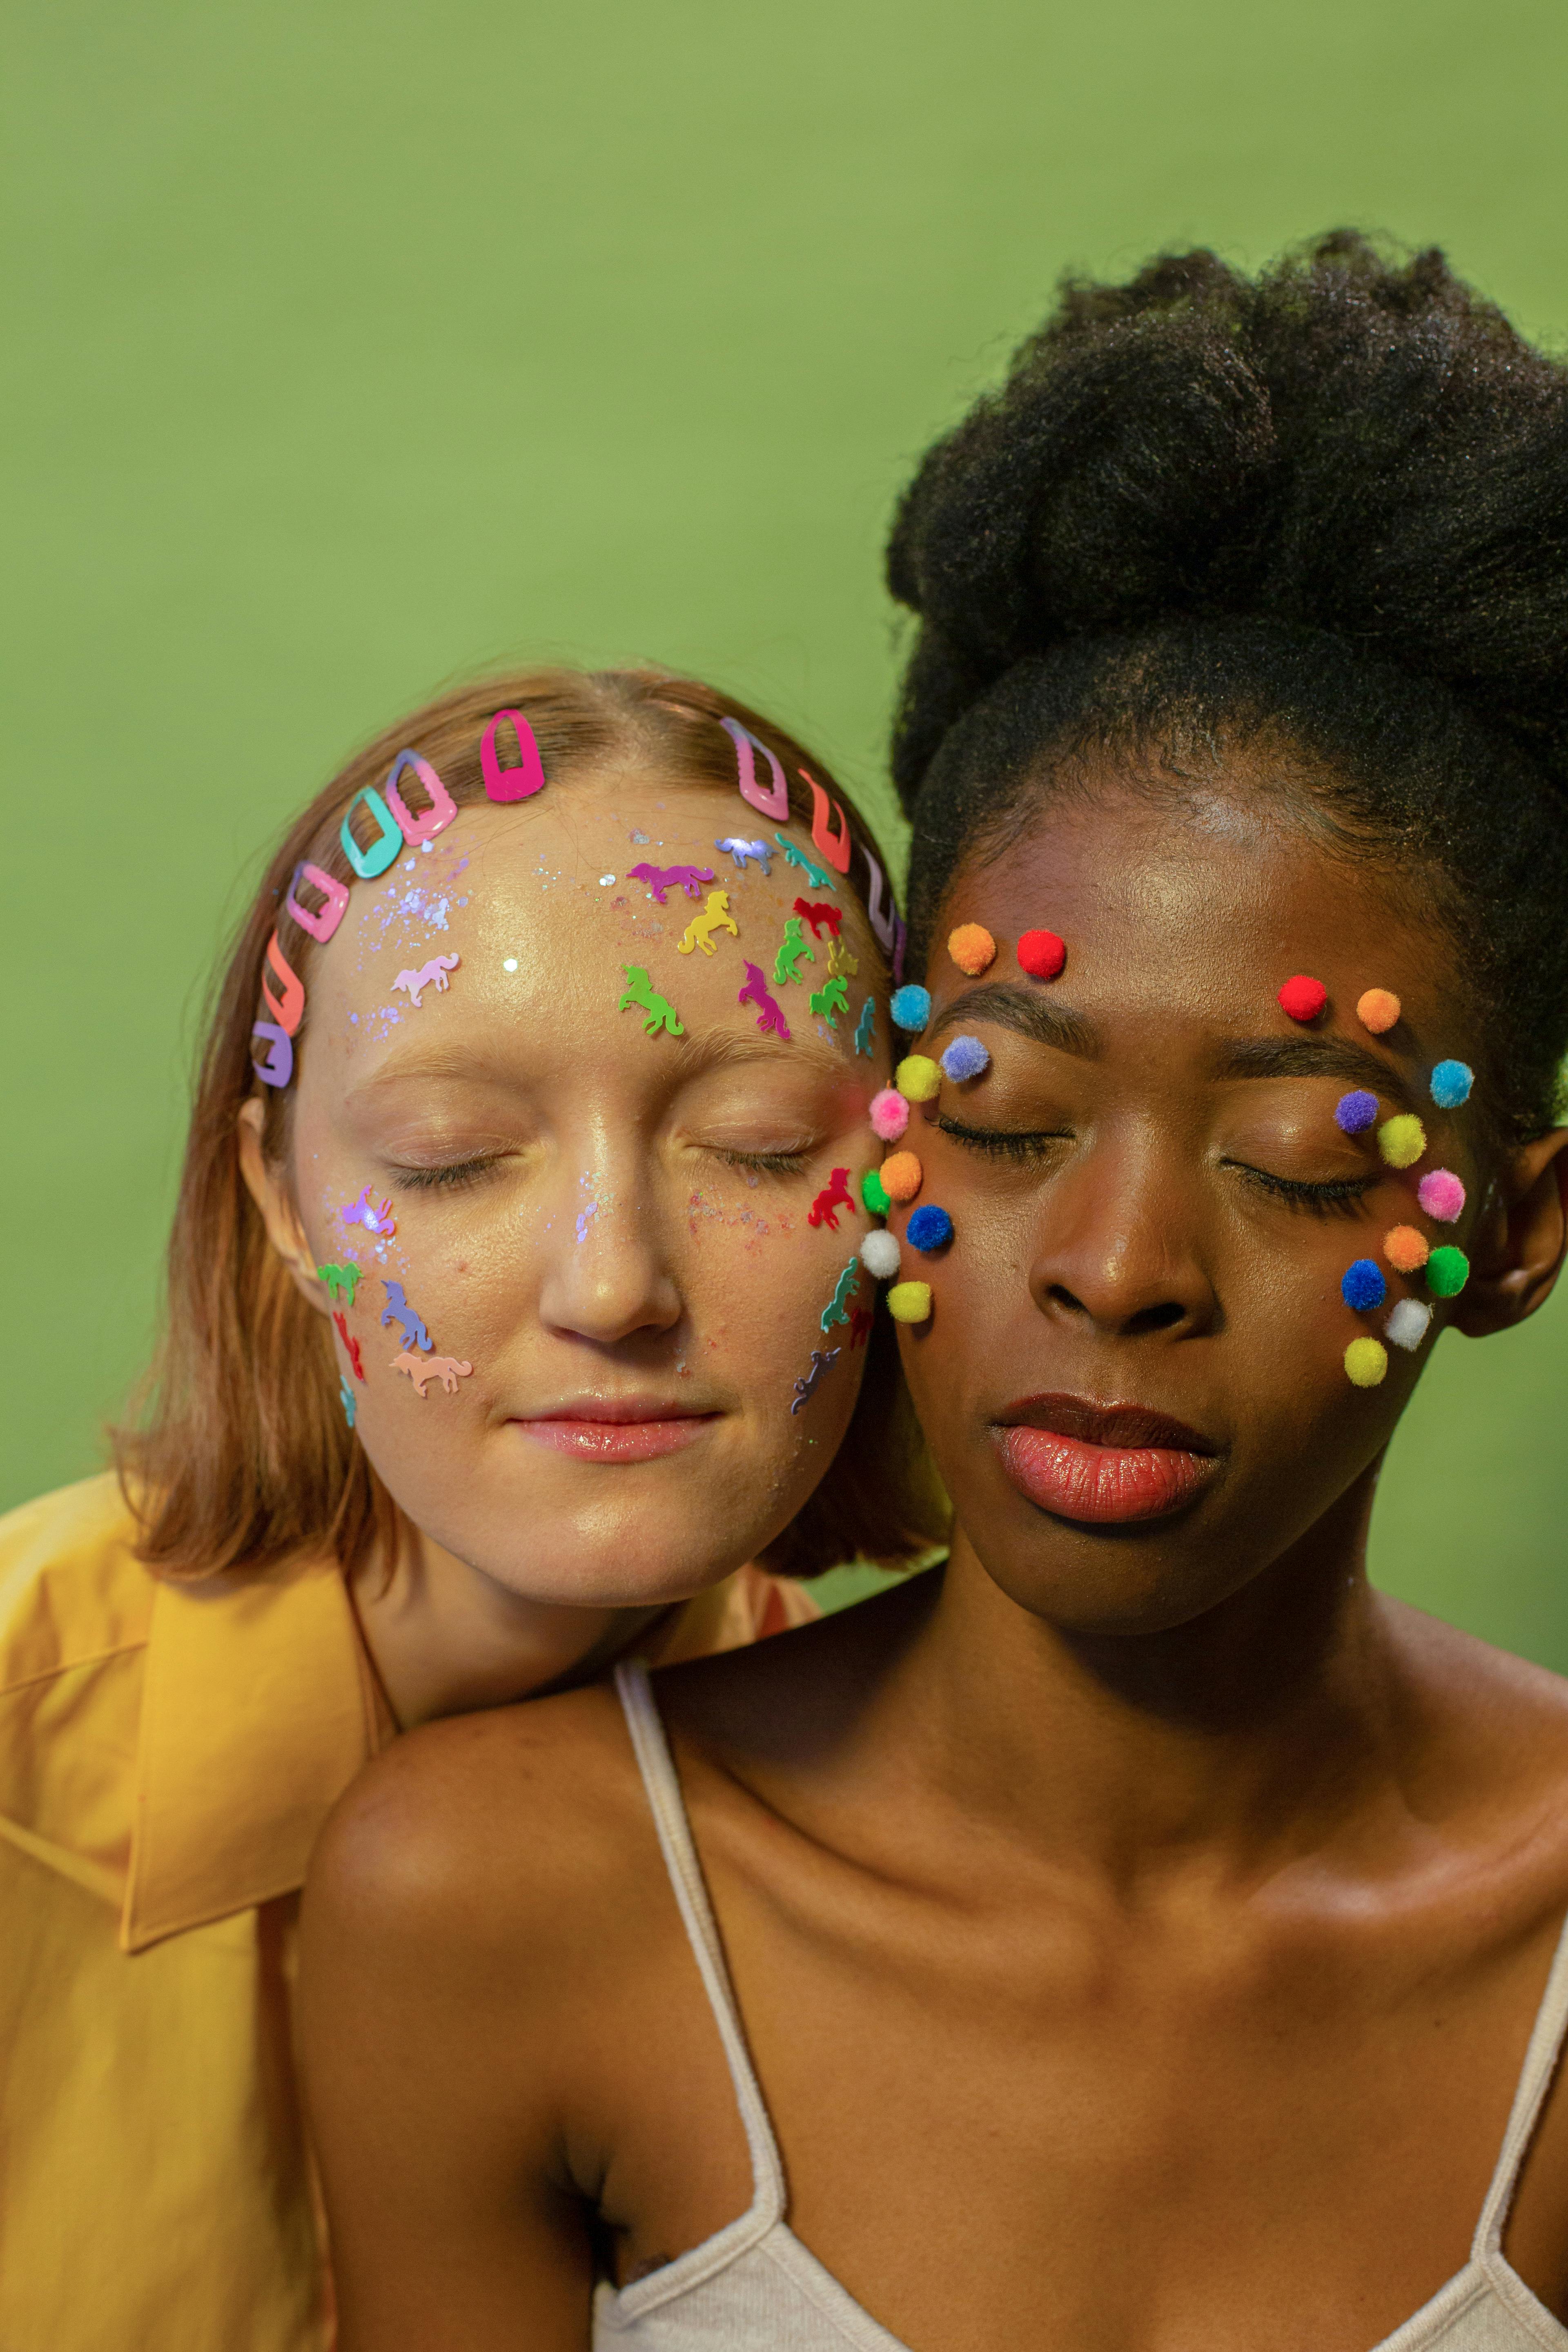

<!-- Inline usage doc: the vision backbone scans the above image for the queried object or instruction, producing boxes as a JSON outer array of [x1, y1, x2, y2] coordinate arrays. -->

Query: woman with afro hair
[[301, 235, 1568, 2349]]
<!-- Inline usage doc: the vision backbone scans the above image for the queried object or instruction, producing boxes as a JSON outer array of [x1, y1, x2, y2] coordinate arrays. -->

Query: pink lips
[[995, 1394, 1218, 1524], [514, 1400, 718, 1464]]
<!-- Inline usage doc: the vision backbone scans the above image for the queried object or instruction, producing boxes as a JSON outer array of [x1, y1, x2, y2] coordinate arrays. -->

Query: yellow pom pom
[[887, 1281, 933, 1324], [1376, 1114, 1426, 1169], [947, 924, 996, 976], [895, 1054, 942, 1102], [1344, 1337, 1389, 1388]]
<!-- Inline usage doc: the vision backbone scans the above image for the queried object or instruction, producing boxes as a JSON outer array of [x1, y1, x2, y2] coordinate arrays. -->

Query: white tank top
[[595, 1661, 1568, 2352]]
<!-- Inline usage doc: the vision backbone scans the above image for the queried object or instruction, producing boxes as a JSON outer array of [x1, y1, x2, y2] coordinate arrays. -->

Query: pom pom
[[1341, 1258, 1386, 1312], [1430, 1059, 1474, 1109], [940, 1035, 990, 1082], [859, 1229, 902, 1281], [1383, 1225, 1430, 1273], [887, 1281, 932, 1324], [1334, 1090, 1379, 1135], [947, 924, 996, 976], [1377, 1114, 1426, 1169], [1417, 1169, 1466, 1224], [890, 984, 931, 1033], [1344, 1337, 1389, 1388], [879, 1152, 923, 1203], [869, 1087, 909, 1141], [1357, 988, 1401, 1035], [1385, 1298, 1433, 1353], [896, 1054, 942, 1102], [1426, 1245, 1470, 1298], [1017, 929, 1066, 980], [906, 1205, 953, 1253], [1277, 975, 1327, 1023], [861, 1167, 891, 1215]]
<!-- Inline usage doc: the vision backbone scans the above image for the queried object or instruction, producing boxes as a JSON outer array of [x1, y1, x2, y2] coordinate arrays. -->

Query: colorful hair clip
[[806, 1169, 854, 1232], [722, 717, 790, 820], [853, 998, 876, 1058], [1017, 929, 1066, 980], [1426, 1245, 1470, 1298], [339, 785, 404, 880], [895, 1055, 941, 1102], [481, 709, 546, 802], [1430, 1060, 1474, 1109], [906, 1205, 953, 1253], [890, 985, 930, 1033], [1343, 1336, 1388, 1387], [251, 1022, 294, 1087], [802, 772, 853, 875], [285, 861, 350, 944], [821, 1260, 861, 1333], [862, 853, 898, 956], [384, 751, 457, 846], [947, 924, 996, 977], [1357, 988, 1401, 1035], [1334, 1090, 1379, 1135], [1385, 1298, 1433, 1352], [940, 1036, 989, 1082], [1278, 975, 1328, 1023], [677, 890, 739, 957], [1383, 1225, 1430, 1273], [870, 1087, 909, 1142], [790, 1345, 841, 1414], [392, 1350, 473, 1396], [392, 953, 460, 1009], [715, 836, 772, 875], [261, 933, 306, 1035], [618, 965, 685, 1038], [1377, 1114, 1426, 1169], [860, 1230, 901, 1280], [879, 1152, 922, 1203], [887, 1281, 932, 1324], [1341, 1258, 1386, 1312], [1417, 1169, 1466, 1223], [737, 961, 790, 1039], [380, 1281, 432, 1352], [861, 1167, 891, 1215]]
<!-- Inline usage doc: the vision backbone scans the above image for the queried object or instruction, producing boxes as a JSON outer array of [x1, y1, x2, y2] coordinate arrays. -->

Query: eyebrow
[[925, 985, 1416, 1106], [343, 1024, 848, 1111]]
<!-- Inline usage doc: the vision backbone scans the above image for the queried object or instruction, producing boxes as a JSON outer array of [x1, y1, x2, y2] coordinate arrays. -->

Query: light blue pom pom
[[890, 984, 931, 1033], [1430, 1059, 1473, 1109]]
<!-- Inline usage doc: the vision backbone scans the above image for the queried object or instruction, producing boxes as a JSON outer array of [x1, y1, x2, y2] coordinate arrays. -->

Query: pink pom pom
[[1417, 1168, 1466, 1224], [870, 1087, 909, 1142]]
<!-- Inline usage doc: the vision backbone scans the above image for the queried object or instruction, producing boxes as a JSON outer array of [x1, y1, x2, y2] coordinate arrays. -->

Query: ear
[[1450, 1127, 1568, 1337], [236, 1098, 335, 1319]]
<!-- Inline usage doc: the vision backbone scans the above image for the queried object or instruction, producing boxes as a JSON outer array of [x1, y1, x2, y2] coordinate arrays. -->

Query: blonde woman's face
[[275, 775, 889, 1605]]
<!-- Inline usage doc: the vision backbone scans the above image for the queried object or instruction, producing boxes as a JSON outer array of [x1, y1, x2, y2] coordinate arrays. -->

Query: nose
[[1026, 1132, 1218, 1343], [535, 1167, 684, 1347]]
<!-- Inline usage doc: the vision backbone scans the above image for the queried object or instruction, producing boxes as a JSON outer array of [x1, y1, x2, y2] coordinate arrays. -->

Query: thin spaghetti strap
[[614, 1660, 787, 2226], [1475, 1904, 1568, 2256]]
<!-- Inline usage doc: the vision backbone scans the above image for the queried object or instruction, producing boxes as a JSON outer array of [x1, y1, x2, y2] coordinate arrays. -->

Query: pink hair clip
[[384, 750, 458, 846], [285, 861, 350, 944], [720, 716, 790, 820], [481, 709, 546, 802]]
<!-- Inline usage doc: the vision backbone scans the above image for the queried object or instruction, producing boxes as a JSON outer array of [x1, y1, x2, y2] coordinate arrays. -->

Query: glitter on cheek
[[503, 958, 518, 972], [575, 1202, 598, 1243]]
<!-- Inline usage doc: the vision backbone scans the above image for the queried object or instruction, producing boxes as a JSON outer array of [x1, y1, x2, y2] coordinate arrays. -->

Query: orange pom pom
[[1357, 988, 1401, 1035], [947, 924, 996, 976], [879, 1151, 923, 1203], [1384, 1225, 1430, 1273]]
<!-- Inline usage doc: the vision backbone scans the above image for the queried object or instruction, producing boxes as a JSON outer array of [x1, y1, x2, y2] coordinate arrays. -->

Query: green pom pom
[[861, 1167, 891, 1216], [1426, 1245, 1470, 1298]]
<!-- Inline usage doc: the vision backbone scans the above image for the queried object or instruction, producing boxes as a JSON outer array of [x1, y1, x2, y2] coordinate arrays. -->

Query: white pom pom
[[859, 1230, 901, 1281], [1385, 1298, 1433, 1352]]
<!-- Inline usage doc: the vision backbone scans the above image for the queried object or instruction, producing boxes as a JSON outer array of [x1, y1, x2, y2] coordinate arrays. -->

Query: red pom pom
[[1017, 929, 1066, 980], [1277, 974, 1327, 1023]]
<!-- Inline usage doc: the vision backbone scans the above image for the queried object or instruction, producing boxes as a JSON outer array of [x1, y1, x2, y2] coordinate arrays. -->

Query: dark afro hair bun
[[888, 232, 1568, 811]]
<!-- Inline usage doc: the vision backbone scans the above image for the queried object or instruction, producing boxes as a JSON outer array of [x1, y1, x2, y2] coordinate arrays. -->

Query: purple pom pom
[[940, 1034, 990, 1083], [1334, 1090, 1379, 1135]]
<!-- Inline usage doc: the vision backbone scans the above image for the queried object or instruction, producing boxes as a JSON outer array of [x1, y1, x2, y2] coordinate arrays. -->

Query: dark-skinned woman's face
[[893, 776, 1566, 1636]]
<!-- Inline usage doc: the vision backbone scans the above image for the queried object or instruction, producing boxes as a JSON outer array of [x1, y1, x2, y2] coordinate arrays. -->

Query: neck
[[348, 1524, 673, 1729], [910, 1462, 1411, 1882]]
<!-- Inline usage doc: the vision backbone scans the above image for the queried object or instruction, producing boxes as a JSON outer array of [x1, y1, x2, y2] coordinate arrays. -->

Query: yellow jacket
[[0, 1473, 815, 2352]]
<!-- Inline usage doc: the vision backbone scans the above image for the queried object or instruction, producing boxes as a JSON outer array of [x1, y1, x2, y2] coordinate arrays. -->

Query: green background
[[5, 1, 1566, 1657]]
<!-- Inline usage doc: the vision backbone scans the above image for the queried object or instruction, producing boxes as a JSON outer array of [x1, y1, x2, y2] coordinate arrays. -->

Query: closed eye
[[392, 1155, 505, 1193], [708, 1146, 813, 1176], [1225, 1163, 1374, 1216], [937, 1115, 1071, 1163]]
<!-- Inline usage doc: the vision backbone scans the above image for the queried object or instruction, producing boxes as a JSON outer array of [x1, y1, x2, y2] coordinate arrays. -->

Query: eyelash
[[1227, 1165, 1374, 1217], [937, 1116, 1068, 1163], [392, 1156, 501, 1194], [710, 1147, 813, 1176]]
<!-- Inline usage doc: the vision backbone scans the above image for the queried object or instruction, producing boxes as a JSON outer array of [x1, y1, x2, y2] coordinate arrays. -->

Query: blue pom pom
[[1334, 1089, 1379, 1135], [890, 985, 931, 1033], [905, 1205, 953, 1254], [1341, 1258, 1386, 1312], [940, 1034, 990, 1082], [1430, 1059, 1473, 1109]]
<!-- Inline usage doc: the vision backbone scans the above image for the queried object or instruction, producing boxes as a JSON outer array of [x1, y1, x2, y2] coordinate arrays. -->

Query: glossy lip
[[510, 1396, 722, 1465], [993, 1392, 1221, 1526]]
